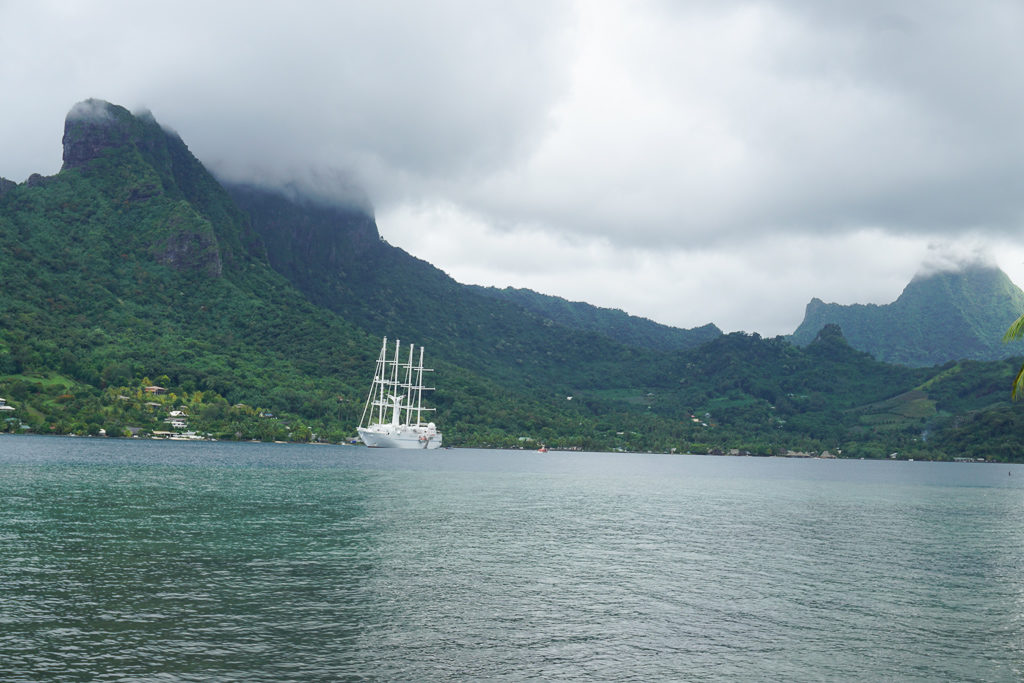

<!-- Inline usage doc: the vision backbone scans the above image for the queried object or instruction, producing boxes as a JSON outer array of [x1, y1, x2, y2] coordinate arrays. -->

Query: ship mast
[[403, 342, 415, 426], [416, 345, 435, 425], [416, 346, 425, 425], [388, 338, 402, 425], [359, 336, 437, 431], [359, 337, 390, 428]]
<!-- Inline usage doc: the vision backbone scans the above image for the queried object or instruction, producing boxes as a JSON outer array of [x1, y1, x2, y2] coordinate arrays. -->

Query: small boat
[[357, 337, 443, 449], [538, 445, 548, 453]]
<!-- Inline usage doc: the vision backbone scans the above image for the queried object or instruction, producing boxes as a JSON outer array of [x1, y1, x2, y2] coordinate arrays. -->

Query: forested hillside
[[0, 101, 372, 439], [469, 285, 722, 351], [791, 265, 1024, 366], [0, 101, 597, 444], [2, 100, 1024, 460], [225, 182, 666, 390]]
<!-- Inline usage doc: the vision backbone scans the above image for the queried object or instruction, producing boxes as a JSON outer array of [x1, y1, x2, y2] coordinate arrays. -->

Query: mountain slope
[[2, 99, 1024, 459], [0, 101, 373, 419], [790, 265, 1024, 366], [469, 285, 721, 351], [0, 100, 665, 446], [223, 182, 659, 391], [224, 181, 1024, 458]]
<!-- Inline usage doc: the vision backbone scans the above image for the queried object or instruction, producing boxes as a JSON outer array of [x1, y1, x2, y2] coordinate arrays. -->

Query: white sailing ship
[[357, 337, 443, 449]]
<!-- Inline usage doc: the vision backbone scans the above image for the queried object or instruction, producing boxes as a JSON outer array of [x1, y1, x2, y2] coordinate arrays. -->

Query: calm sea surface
[[1, 435, 1023, 681]]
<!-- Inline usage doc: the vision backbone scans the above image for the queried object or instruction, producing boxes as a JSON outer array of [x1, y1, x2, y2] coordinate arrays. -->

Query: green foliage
[[469, 284, 722, 351], [791, 266, 1024, 367], [3, 100, 1024, 460], [1003, 313, 1024, 399]]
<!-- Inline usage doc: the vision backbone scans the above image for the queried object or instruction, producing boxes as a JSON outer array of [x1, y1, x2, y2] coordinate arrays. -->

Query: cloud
[[135, 2, 574, 199], [379, 202, 929, 335], [6, 0, 1024, 243], [450, 1, 1024, 247], [66, 99, 115, 122], [2, 0, 1023, 333], [916, 241, 997, 278]]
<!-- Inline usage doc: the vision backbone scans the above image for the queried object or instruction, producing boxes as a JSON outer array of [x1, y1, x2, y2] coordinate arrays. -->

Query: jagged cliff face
[[58, 99, 262, 277], [225, 182, 380, 271], [61, 99, 135, 170]]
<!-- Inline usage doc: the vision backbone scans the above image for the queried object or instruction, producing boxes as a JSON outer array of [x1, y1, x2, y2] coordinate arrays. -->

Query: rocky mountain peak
[[61, 99, 135, 170], [55, 99, 270, 277]]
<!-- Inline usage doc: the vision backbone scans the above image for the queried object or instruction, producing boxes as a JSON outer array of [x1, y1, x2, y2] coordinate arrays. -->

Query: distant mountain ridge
[[470, 285, 721, 351], [223, 182, 720, 391], [790, 265, 1024, 366]]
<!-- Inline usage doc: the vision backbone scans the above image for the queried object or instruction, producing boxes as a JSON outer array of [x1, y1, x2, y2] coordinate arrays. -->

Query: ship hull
[[358, 425, 443, 449]]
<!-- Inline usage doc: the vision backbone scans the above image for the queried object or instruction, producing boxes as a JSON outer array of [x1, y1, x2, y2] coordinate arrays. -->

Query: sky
[[3, 0, 1024, 335]]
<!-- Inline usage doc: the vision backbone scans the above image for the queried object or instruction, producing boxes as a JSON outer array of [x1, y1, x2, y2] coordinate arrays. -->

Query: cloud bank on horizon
[[2, 0, 1023, 335]]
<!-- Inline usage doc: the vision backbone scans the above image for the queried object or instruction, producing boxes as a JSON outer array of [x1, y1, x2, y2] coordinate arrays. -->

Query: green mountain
[[468, 285, 721, 351], [223, 181, 660, 391], [790, 265, 1024, 366], [2, 99, 1024, 460], [213, 180, 1024, 459], [3, 100, 648, 445], [0, 100, 378, 437]]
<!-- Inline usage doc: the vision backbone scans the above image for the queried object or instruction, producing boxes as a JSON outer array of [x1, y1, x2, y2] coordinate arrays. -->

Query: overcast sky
[[3, 0, 1024, 335]]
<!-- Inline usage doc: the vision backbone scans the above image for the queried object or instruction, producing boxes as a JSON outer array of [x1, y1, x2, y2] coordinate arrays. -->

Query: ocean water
[[1, 435, 1022, 681]]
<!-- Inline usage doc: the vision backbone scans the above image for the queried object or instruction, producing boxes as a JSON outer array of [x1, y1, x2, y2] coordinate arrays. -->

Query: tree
[[1003, 314, 1024, 399]]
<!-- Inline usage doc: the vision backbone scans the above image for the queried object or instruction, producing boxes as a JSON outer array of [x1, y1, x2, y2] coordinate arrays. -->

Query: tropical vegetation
[[2, 99, 1024, 462]]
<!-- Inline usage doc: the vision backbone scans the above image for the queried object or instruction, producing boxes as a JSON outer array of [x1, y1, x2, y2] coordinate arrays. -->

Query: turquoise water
[[1, 435, 1023, 681]]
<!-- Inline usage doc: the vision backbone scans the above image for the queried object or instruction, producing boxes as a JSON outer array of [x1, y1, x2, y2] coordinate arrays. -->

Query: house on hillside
[[144, 386, 167, 395], [0, 398, 14, 412]]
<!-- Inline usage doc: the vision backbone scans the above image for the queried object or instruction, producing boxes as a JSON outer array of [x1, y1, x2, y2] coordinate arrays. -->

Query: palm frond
[[1004, 315, 1024, 399], [1013, 364, 1024, 401], [1004, 313, 1024, 343]]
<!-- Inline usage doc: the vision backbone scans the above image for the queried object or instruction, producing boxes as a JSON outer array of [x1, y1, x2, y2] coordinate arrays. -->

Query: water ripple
[[1, 436, 1023, 680]]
